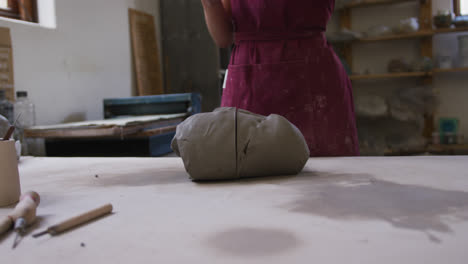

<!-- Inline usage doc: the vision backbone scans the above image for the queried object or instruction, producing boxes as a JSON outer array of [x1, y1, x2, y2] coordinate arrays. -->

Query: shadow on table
[[200, 169, 468, 243], [284, 171, 468, 243]]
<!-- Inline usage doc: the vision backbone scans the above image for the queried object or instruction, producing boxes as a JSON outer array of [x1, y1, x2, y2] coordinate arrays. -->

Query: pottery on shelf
[[433, 10, 454, 29]]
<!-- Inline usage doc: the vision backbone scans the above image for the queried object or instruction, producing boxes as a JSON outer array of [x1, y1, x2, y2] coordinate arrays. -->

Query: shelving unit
[[337, 0, 434, 78], [339, 1, 468, 80], [337, 0, 468, 152], [338, 0, 468, 67]]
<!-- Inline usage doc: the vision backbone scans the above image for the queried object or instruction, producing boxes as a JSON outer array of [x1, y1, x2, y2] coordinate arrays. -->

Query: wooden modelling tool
[[33, 204, 113, 237], [2, 113, 21, 141]]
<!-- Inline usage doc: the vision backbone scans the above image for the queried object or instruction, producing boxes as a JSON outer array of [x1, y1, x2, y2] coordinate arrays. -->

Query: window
[[455, 0, 468, 16], [0, 0, 38, 22]]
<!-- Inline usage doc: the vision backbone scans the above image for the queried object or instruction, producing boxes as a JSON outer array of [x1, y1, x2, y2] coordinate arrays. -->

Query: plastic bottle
[[14, 91, 36, 128], [14, 91, 36, 155], [0, 89, 14, 124]]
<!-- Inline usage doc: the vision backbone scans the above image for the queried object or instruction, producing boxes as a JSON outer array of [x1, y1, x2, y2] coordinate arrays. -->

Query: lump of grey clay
[[171, 107, 310, 181]]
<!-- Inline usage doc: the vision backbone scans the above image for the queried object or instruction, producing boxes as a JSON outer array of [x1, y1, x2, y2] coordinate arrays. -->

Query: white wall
[[0, 0, 161, 125], [329, 0, 468, 142]]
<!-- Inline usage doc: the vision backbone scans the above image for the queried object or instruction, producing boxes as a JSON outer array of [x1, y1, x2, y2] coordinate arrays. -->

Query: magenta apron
[[221, 0, 359, 156]]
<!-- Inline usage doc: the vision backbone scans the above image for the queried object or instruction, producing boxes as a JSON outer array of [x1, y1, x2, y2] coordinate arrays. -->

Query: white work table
[[1, 156, 468, 263]]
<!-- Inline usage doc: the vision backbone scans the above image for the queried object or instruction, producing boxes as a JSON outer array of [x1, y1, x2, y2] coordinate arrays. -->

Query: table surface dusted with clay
[[2, 156, 468, 263]]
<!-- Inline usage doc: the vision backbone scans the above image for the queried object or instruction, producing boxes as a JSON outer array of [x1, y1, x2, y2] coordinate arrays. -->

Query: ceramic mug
[[0, 139, 21, 206]]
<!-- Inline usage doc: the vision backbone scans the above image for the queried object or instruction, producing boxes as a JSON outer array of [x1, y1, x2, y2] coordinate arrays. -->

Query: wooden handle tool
[[0, 191, 40, 235], [2, 126, 15, 141], [0, 191, 41, 248], [33, 204, 113, 237], [2, 113, 22, 141]]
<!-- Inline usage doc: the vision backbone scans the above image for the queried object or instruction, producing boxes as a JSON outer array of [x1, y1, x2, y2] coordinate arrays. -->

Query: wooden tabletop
[[1, 156, 468, 263]]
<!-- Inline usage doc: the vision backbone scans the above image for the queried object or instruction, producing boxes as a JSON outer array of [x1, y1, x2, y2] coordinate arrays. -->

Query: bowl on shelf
[[397, 17, 419, 33], [365, 25, 392, 38], [388, 59, 412, 73], [433, 14, 453, 28]]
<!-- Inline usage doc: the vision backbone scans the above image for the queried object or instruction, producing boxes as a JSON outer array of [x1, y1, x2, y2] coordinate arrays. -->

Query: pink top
[[221, 0, 359, 156]]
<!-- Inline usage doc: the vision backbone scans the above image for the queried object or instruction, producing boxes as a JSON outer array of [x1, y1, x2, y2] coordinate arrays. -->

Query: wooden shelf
[[331, 27, 468, 44], [350, 67, 468, 80], [434, 26, 468, 34], [427, 144, 468, 153], [350, 71, 431, 80], [384, 144, 468, 155], [358, 30, 433, 42], [433, 67, 468, 73], [342, 0, 417, 9], [384, 147, 427, 156]]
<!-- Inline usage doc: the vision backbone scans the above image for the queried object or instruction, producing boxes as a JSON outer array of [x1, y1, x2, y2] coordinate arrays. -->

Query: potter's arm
[[201, 0, 233, 48]]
